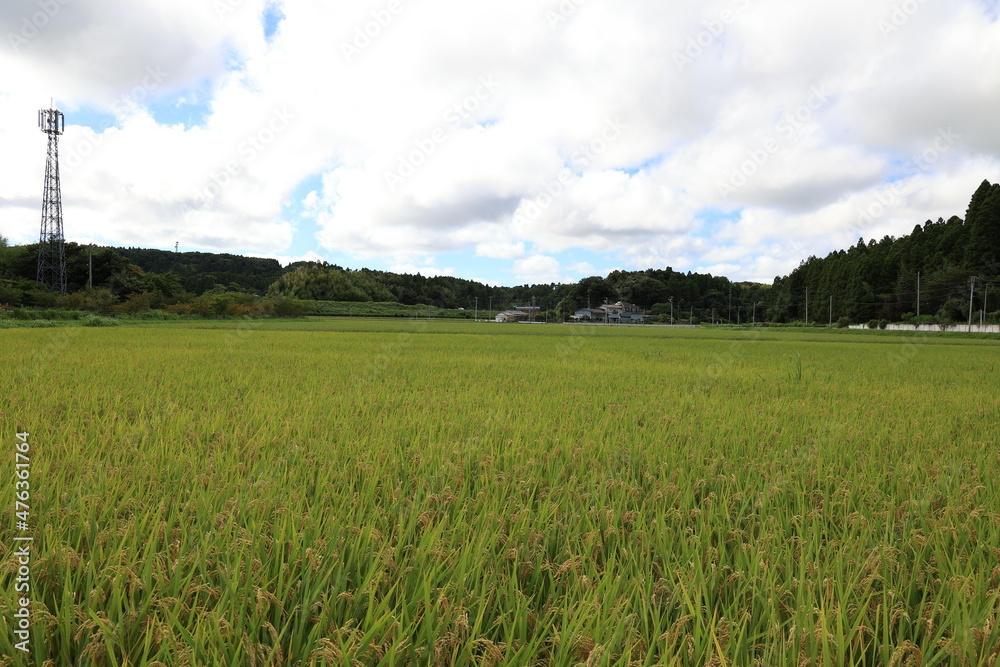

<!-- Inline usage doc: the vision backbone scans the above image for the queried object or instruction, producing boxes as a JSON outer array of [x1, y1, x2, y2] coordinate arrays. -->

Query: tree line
[[769, 179, 1000, 324], [0, 242, 306, 316], [267, 262, 768, 323]]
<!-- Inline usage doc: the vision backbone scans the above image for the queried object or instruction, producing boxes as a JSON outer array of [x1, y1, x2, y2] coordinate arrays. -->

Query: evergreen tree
[[965, 180, 1000, 271]]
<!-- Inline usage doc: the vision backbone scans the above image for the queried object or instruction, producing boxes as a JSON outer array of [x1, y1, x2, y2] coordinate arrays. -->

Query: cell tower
[[37, 104, 67, 293]]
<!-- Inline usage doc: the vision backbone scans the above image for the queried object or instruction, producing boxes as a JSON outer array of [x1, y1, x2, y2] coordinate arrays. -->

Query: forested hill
[[268, 262, 769, 320], [115, 248, 283, 294], [769, 179, 1000, 323], [0, 238, 756, 320]]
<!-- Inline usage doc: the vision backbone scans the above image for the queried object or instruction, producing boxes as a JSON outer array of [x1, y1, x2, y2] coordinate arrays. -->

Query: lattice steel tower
[[37, 105, 67, 293]]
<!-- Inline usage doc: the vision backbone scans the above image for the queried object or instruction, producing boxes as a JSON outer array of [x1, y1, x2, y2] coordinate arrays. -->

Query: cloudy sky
[[2, 0, 999, 285]]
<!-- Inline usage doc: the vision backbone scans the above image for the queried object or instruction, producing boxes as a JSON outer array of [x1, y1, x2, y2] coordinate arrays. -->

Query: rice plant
[[1, 321, 999, 665]]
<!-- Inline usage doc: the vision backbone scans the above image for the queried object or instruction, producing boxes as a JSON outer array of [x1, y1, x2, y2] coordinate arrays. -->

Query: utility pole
[[728, 288, 732, 323], [984, 283, 990, 326], [969, 277, 976, 332], [690, 306, 693, 323], [712, 308, 715, 325], [474, 297, 478, 322], [805, 287, 809, 325], [829, 294, 833, 327], [916, 271, 920, 317], [88, 245, 93, 290], [669, 296, 673, 325]]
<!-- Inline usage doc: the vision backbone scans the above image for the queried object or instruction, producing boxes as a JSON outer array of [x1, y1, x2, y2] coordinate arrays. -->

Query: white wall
[[848, 323, 1000, 333]]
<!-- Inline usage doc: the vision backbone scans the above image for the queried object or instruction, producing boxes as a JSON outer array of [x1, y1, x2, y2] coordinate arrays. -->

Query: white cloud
[[388, 263, 455, 278], [3, 0, 1000, 284], [475, 240, 525, 260], [567, 262, 596, 276], [512, 255, 564, 284], [0, 0, 267, 106]]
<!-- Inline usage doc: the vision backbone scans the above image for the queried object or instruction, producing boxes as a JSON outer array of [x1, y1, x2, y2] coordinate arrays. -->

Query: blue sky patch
[[264, 3, 285, 41], [621, 153, 667, 176], [67, 106, 118, 133], [147, 99, 210, 129], [696, 207, 742, 231]]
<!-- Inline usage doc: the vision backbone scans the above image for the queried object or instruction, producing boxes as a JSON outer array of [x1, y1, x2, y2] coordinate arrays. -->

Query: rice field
[[2, 320, 1000, 666]]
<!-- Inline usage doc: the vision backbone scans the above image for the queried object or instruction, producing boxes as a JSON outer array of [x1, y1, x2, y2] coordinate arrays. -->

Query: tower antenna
[[37, 102, 67, 293]]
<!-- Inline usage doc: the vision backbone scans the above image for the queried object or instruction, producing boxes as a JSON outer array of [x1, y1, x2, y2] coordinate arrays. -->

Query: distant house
[[571, 308, 608, 321], [495, 310, 530, 323], [495, 305, 540, 323], [605, 301, 645, 324], [570, 302, 645, 324]]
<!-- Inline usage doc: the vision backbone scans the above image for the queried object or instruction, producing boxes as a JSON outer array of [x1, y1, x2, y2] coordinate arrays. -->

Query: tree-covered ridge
[[269, 263, 482, 305], [0, 243, 306, 315], [0, 242, 159, 307], [772, 179, 1000, 323], [270, 262, 577, 313], [267, 262, 767, 322], [115, 247, 283, 294]]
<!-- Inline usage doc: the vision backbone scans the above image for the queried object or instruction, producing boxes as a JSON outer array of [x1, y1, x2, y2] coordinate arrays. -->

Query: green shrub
[[83, 314, 120, 327], [56, 288, 118, 314], [0, 319, 60, 328]]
